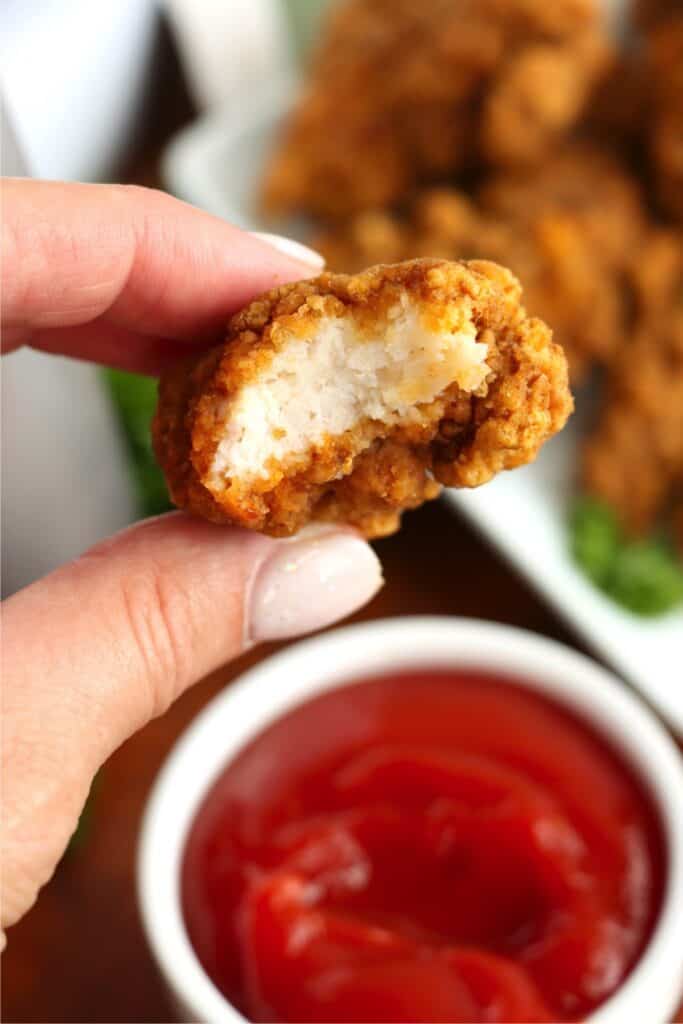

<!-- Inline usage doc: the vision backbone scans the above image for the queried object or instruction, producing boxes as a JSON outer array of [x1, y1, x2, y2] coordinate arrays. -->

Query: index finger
[[1, 179, 323, 363]]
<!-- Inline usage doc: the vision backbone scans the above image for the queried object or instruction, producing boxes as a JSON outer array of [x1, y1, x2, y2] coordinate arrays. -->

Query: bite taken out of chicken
[[153, 259, 573, 538]]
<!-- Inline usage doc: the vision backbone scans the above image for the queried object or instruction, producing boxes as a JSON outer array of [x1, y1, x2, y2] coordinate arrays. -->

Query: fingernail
[[248, 525, 383, 643], [251, 231, 326, 270]]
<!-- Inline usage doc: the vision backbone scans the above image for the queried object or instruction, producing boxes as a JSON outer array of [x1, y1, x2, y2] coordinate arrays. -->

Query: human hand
[[1, 180, 383, 939]]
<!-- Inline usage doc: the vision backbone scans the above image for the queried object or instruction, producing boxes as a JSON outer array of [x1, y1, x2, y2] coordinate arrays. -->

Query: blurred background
[[2, 0, 682, 1020]]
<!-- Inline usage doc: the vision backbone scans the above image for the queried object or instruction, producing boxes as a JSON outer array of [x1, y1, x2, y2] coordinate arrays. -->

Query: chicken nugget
[[645, 17, 683, 223], [583, 238, 683, 536], [454, 148, 647, 379], [477, 144, 646, 264], [261, 0, 609, 220], [634, 0, 682, 30], [582, 53, 649, 155], [315, 149, 645, 382], [480, 33, 608, 168], [626, 227, 683, 321], [153, 259, 572, 538], [313, 210, 410, 276], [582, 316, 683, 536]]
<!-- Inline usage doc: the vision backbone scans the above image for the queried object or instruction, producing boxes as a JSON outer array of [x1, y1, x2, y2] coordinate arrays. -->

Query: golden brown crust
[[153, 259, 572, 538], [154, 348, 229, 525], [478, 148, 649, 382], [480, 34, 609, 168], [432, 315, 574, 487], [314, 148, 646, 383], [582, 317, 683, 536], [634, 0, 682, 30], [476, 144, 646, 261], [645, 17, 683, 224], [582, 52, 649, 154], [261, 0, 609, 219], [583, 236, 683, 536]]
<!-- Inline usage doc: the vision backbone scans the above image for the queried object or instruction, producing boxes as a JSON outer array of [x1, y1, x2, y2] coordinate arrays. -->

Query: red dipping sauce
[[182, 672, 665, 1023]]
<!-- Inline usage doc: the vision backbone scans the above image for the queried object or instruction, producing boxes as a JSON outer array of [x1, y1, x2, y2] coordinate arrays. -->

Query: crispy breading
[[582, 53, 649, 154], [477, 147, 648, 380], [311, 194, 487, 275], [583, 236, 683, 536], [627, 228, 683, 321], [314, 148, 646, 381], [480, 34, 608, 168], [582, 316, 683, 536], [313, 210, 412, 277], [476, 144, 646, 264], [634, 0, 682, 29], [645, 17, 683, 223], [261, 0, 610, 219], [593, 9, 683, 225], [153, 260, 572, 538]]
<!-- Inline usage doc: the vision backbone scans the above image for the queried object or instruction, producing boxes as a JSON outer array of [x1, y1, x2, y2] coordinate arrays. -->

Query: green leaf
[[104, 369, 158, 454], [103, 369, 172, 518], [570, 497, 620, 585], [609, 540, 683, 617], [570, 497, 683, 617]]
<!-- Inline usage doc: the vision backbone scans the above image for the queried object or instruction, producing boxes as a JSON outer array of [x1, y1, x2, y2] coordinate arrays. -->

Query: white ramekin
[[138, 617, 683, 1024]]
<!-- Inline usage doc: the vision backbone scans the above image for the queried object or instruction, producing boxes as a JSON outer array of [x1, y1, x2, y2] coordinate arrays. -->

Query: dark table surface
[[3, 68, 682, 1022]]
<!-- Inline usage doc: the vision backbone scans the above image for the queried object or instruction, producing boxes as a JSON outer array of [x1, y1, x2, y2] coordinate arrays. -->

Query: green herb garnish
[[570, 498, 683, 617], [103, 369, 171, 518]]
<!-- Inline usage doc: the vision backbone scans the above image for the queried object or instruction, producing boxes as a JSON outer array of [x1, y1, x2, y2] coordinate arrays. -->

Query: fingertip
[[250, 232, 326, 273], [247, 524, 383, 643]]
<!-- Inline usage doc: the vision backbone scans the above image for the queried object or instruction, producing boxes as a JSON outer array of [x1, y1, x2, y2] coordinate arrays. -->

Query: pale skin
[[1, 179, 382, 941]]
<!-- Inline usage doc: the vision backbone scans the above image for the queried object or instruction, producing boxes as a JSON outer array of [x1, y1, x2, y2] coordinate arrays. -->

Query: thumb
[[1, 514, 382, 931]]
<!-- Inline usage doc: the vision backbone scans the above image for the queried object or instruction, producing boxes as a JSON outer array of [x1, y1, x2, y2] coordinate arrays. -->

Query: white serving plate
[[161, 79, 683, 733]]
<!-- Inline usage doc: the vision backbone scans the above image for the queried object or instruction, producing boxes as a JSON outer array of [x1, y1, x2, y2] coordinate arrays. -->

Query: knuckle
[[118, 567, 192, 719]]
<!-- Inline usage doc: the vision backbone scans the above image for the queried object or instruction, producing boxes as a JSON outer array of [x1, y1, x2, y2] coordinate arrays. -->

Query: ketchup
[[182, 672, 664, 1023]]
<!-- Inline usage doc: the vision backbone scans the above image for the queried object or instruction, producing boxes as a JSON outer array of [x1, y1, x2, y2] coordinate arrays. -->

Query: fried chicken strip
[[153, 260, 572, 538], [314, 147, 646, 382], [634, 0, 682, 30], [645, 16, 683, 224], [583, 234, 683, 537], [261, 0, 610, 220]]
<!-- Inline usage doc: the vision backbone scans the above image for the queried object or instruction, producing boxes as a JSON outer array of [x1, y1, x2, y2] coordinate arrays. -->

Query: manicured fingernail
[[251, 231, 326, 270], [248, 525, 383, 642]]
